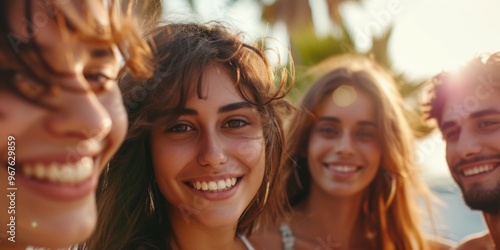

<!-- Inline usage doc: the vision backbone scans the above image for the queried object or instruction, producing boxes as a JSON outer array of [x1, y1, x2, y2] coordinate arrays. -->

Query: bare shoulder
[[249, 227, 283, 250], [454, 231, 491, 250], [426, 237, 456, 250]]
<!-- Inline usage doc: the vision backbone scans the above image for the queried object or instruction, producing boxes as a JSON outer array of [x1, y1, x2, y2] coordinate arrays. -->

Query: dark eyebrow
[[440, 120, 458, 132], [358, 121, 377, 127], [178, 109, 198, 116], [469, 109, 500, 119], [317, 117, 340, 123], [177, 102, 254, 116], [316, 117, 376, 127], [218, 102, 255, 114]]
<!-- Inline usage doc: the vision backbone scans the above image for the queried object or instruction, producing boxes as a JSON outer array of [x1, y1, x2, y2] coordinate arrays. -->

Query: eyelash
[[1, 70, 47, 99], [223, 119, 250, 128], [167, 123, 194, 134], [1, 69, 116, 97], [317, 127, 338, 136], [443, 129, 459, 140], [317, 126, 376, 140], [479, 120, 499, 128], [85, 72, 116, 92], [357, 130, 375, 139], [166, 119, 250, 134]]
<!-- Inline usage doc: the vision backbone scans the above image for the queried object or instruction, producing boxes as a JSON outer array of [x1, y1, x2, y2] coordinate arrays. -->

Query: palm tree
[[166, 0, 433, 137]]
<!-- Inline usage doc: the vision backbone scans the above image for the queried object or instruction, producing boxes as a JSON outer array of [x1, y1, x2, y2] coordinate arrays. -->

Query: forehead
[[441, 82, 500, 124], [186, 64, 242, 104], [316, 85, 376, 121]]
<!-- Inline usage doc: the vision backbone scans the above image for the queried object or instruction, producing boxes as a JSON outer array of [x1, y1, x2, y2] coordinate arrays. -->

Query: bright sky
[[163, 0, 500, 177]]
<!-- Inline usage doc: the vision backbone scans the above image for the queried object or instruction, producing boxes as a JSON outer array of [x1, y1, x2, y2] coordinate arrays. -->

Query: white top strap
[[239, 234, 256, 250], [280, 223, 295, 250]]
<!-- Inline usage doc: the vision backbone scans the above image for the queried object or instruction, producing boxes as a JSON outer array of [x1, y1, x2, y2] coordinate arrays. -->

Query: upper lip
[[454, 160, 499, 173], [12, 138, 105, 166], [183, 174, 244, 183], [15, 154, 98, 167], [323, 161, 361, 167]]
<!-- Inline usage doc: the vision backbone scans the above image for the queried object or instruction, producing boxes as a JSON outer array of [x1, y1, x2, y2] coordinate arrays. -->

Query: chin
[[194, 207, 244, 228], [16, 194, 98, 248], [462, 185, 500, 214]]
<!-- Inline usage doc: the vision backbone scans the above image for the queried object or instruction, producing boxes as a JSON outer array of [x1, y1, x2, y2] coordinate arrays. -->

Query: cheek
[[445, 144, 455, 166], [151, 137, 189, 179], [307, 135, 327, 159], [234, 139, 265, 169], [96, 91, 127, 173], [362, 143, 381, 166], [151, 140, 186, 204], [105, 90, 128, 146], [152, 139, 173, 171], [0, 93, 45, 151]]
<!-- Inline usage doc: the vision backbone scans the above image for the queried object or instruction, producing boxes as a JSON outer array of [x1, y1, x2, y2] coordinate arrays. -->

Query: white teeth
[[24, 165, 33, 177], [463, 164, 495, 177], [191, 177, 238, 192], [35, 163, 46, 179], [47, 164, 60, 182], [329, 165, 358, 173], [217, 180, 226, 189], [21, 157, 93, 185], [208, 181, 218, 191]]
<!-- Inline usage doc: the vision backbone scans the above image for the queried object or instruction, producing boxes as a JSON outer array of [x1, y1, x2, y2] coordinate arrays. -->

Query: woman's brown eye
[[12, 72, 46, 99], [85, 72, 116, 92]]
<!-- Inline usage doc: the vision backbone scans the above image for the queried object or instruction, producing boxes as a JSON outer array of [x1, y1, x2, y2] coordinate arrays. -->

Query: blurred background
[[135, 0, 500, 243]]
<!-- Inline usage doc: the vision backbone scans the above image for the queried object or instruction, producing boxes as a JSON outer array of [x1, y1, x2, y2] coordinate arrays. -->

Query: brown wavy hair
[[286, 55, 433, 250], [0, 0, 152, 100], [82, 22, 294, 249]]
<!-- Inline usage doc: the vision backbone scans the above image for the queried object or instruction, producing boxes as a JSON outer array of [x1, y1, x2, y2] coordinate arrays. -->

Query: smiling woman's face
[[0, 0, 127, 248], [151, 64, 266, 228], [307, 85, 381, 198]]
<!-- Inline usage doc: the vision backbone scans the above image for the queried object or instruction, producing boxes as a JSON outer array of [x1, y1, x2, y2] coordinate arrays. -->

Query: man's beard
[[460, 182, 500, 214], [452, 154, 500, 214]]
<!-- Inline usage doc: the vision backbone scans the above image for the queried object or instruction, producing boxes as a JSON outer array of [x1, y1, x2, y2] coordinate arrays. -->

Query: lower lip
[[460, 164, 500, 182], [189, 179, 241, 201], [6, 165, 98, 202]]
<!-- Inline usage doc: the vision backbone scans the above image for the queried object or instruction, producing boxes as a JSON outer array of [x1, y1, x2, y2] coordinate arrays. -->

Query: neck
[[170, 210, 244, 250], [293, 183, 368, 249], [483, 212, 500, 250]]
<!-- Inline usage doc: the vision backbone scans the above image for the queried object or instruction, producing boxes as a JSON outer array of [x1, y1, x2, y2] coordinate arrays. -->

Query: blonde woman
[[251, 56, 453, 250]]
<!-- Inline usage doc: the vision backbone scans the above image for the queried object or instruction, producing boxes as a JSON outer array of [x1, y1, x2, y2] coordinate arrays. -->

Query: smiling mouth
[[21, 157, 94, 185], [323, 164, 362, 173], [187, 177, 240, 192], [461, 163, 498, 177]]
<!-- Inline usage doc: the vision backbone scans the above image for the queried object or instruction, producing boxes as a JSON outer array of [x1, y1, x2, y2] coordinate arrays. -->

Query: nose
[[455, 129, 481, 160], [197, 130, 228, 167], [47, 90, 112, 141], [335, 132, 354, 156]]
